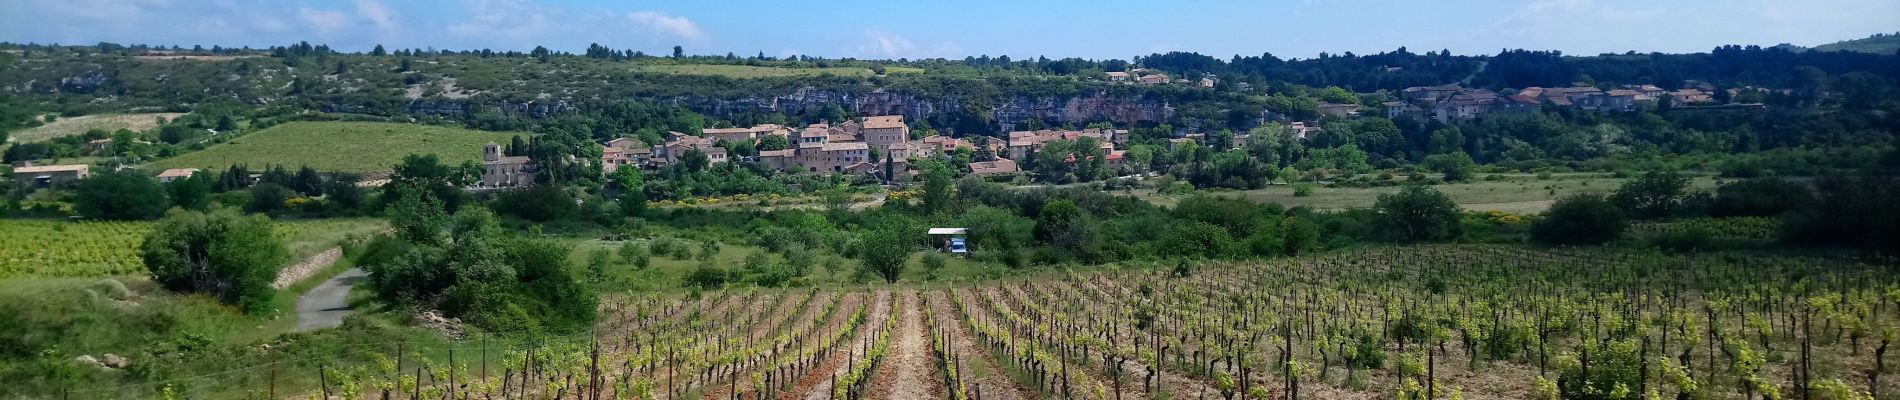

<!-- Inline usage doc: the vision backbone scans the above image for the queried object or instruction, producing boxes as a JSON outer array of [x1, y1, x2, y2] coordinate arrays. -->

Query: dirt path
[[926, 291, 1034, 400], [864, 292, 943, 400]]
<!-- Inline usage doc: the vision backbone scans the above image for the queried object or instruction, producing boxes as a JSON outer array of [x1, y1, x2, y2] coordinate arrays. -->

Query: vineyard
[[59, 244, 1900, 399], [0, 218, 382, 278]]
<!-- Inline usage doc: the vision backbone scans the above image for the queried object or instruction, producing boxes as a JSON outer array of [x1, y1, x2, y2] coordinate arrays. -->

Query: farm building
[[12, 164, 90, 189]]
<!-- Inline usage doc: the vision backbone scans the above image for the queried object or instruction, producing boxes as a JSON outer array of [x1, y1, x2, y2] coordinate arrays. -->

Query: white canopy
[[926, 228, 968, 235]]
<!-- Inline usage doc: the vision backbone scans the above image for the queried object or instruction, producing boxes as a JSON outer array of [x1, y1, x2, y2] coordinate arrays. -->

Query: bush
[[921, 252, 947, 280], [1292, 183, 1313, 197], [1531, 193, 1628, 245], [684, 263, 729, 290], [140, 209, 289, 314], [73, 171, 170, 220]]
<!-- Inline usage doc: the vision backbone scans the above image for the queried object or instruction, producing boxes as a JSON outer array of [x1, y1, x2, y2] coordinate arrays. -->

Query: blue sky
[[3, 0, 1896, 60]]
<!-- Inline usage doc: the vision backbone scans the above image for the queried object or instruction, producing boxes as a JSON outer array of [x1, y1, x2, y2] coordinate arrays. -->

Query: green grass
[[0, 218, 386, 279], [0, 274, 461, 400], [1129, 173, 1719, 214], [151, 121, 522, 173], [634, 64, 874, 78], [6, 113, 186, 143]]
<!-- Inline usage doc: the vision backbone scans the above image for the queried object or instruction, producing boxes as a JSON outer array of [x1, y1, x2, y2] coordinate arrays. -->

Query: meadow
[[6, 112, 186, 143], [150, 121, 522, 172]]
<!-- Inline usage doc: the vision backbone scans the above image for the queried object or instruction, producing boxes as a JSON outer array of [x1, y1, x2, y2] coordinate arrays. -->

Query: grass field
[[1130, 173, 1720, 213], [7, 113, 186, 143], [634, 64, 875, 78], [0, 218, 385, 279], [151, 121, 522, 172]]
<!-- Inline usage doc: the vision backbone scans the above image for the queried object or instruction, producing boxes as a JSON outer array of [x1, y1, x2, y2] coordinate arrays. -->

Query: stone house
[[479, 143, 535, 188]]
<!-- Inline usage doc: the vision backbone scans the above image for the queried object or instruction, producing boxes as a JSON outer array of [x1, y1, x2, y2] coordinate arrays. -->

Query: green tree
[[386, 182, 448, 245], [615, 168, 647, 217], [246, 183, 294, 216], [920, 160, 954, 214], [857, 227, 913, 284], [323, 173, 366, 211], [166, 173, 213, 211], [1035, 199, 1095, 254], [140, 208, 289, 314], [757, 135, 790, 151], [1374, 185, 1462, 242], [1531, 193, 1628, 245], [73, 170, 170, 220], [678, 149, 711, 173], [1611, 170, 1690, 219], [1422, 152, 1477, 182]]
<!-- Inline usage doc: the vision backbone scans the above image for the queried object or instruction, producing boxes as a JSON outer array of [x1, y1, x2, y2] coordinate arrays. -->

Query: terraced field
[[151, 121, 521, 172]]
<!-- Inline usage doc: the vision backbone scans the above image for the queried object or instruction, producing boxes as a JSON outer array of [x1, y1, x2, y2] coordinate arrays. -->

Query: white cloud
[[298, 6, 347, 31], [853, 30, 916, 58], [627, 10, 705, 42], [356, 0, 393, 29]]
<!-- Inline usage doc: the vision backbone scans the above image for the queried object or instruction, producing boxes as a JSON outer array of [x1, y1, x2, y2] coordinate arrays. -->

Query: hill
[[1813, 32, 1900, 54], [151, 121, 521, 173]]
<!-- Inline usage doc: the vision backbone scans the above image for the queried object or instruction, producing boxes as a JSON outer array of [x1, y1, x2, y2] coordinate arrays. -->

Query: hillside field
[[151, 121, 521, 172], [6, 112, 186, 143], [0, 218, 384, 278]]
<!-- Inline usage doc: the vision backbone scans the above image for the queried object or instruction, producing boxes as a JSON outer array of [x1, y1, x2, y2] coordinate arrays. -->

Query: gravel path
[[865, 292, 943, 400], [294, 268, 366, 332]]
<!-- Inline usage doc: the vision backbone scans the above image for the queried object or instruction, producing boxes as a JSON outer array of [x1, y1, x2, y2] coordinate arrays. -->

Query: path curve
[[295, 268, 366, 332]]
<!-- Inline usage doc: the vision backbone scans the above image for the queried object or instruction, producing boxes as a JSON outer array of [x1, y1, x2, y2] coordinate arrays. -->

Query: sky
[[3, 0, 1896, 61]]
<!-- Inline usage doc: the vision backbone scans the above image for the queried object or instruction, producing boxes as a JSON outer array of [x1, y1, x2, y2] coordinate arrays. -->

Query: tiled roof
[[862, 115, 906, 129]]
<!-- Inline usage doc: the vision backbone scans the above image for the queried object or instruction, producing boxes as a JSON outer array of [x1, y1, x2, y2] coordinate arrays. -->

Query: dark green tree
[[1531, 193, 1628, 245], [1611, 170, 1690, 219], [166, 172, 213, 211], [73, 170, 170, 220], [1374, 184, 1462, 242]]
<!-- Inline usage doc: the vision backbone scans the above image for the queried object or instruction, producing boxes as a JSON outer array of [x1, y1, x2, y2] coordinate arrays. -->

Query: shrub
[[684, 263, 729, 290], [1292, 183, 1313, 197], [1531, 193, 1628, 245], [921, 252, 947, 280], [140, 209, 288, 314], [618, 241, 649, 269]]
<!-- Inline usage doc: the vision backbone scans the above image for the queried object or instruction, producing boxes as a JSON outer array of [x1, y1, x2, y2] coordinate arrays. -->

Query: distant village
[[468, 75, 1773, 189], [475, 115, 1144, 188]]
